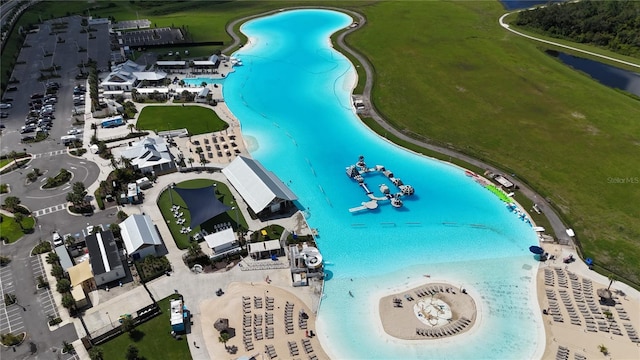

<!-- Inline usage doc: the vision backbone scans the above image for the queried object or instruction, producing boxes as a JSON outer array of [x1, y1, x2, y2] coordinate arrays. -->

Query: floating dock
[[346, 155, 415, 212]]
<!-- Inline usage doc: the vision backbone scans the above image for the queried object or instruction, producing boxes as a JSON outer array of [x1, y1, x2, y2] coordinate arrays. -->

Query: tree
[[127, 123, 135, 133], [65, 235, 75, 247], [119, 155, 132, 169], [46, 251, 60, 264], [13, 212, 24, 230], [88, 346, 104, 360], [188, 158, 194, 168], [109, 223, 121, 238], [66, 182, 87, 208], [218, 331, 230, 349], [50, 264, 64, 279], [56, 278, 71, 293], [3, 196, 20, 212], [121, 315, 135, 334], [61, 293, 75, 310], [62, 340, 75, 354], [187, 241, 203, 258], [607, 275, 616, 290], [125, 344, 139, 360]]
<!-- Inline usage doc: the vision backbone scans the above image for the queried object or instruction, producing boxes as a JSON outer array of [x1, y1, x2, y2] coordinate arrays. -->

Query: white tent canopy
[[204, 227, 236, 250]]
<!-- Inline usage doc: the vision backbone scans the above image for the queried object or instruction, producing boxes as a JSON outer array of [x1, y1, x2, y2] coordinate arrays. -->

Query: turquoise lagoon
[[223, 9, 545, 359]]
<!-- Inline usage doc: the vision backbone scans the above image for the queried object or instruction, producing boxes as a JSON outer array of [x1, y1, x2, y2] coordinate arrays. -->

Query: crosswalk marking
[[32, 150, 66, 159], [33, 203, 67, 217]]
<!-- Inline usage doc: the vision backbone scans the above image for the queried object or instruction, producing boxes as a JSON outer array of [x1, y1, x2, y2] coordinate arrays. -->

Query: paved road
[[498, 12, 640, 69]]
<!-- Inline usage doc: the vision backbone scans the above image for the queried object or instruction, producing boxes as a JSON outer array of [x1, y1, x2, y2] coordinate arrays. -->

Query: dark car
[[3, 98, 14, 102], [6, 86, 18, 92], [30, 93, 44, 99], [0, 112, 8, 118]]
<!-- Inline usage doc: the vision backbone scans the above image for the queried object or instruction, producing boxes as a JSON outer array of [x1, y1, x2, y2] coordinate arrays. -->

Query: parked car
[[0, 103, 11, 109], [67, 128, 82, 135], [20, 125, 35, 133], [2, 98, 14, 102], [0, 112, 8, 118], [30, 93, 44, 99], [6, 86, 18, 92], [52, 231, 63, 246]]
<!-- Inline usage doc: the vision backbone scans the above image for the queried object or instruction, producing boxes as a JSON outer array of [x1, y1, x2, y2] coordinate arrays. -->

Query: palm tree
[[119, 155, 132, 169], [218, 331, 230, 349], [88, 346, 104, 360], [607, 275, 616, 290], [127, 123, 135, 133], [3, 196, 21, 212], [13, 213, 24, 230]]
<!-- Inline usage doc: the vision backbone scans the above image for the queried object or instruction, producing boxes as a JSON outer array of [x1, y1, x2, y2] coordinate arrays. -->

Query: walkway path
[[498, 12, 640, 70]]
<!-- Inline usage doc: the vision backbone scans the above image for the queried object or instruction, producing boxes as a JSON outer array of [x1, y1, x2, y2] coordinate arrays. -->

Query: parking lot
[[0, 266, 26, 335], [122, 27, 184, 47], [30, 255, 60, 322], [0, 15, 110, 155]]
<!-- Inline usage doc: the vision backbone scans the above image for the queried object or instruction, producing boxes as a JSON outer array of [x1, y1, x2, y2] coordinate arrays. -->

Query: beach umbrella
[[529, 246, 544, 255], [597, 288, 612, 300], [214, 318, 229, 332]]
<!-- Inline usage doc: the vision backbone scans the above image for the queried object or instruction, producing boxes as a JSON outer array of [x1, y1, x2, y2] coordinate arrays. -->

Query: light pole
[[106, 311, 113, 327], [169, 183, 175, 205], [38, 224, 42, 241]]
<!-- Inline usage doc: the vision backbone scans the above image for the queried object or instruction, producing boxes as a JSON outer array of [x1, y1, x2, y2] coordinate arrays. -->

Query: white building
[[116, 136, 176, 175], [100, 60, 167, 92], [221, 156, 298, 217], [120, 214, 164, 260], [204, 228, 241, 260]]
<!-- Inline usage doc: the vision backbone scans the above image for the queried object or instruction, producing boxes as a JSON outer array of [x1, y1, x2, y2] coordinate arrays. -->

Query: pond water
[[500, 0, 565, 11], [547, 50, 640, 97]]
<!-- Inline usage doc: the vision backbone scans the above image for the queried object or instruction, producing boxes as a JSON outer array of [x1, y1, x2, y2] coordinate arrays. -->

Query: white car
[[52, 232, 63, 247], [0, 103, 11, 109], [67, 128, 82, 135]]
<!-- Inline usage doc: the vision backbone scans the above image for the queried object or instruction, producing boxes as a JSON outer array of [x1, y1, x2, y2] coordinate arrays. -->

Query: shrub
[[32, 241, 52, 255], [4, 293, 16, 305], [0, 332, 24, 346], [0, 256, 11, 267], [48, 316, 62, 326], [56, 278, 71, 293]]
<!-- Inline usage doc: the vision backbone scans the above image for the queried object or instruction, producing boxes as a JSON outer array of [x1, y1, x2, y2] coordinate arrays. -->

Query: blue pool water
[[182, 77, 225, 86], [224, 9, 544, 359]]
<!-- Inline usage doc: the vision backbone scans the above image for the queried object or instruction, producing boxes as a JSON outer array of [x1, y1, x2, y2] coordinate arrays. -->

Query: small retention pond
[[546, 50, 640, 97]]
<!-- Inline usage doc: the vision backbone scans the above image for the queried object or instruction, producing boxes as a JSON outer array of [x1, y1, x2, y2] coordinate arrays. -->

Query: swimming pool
[[224, 9, 545, 359], [182, 77, 225, 86]]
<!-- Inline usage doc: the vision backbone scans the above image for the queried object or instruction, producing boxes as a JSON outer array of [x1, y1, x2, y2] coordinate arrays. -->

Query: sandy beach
[[536, 244, 640, 360], [379, 282, 476, 340], [200, 282, 329, 360]]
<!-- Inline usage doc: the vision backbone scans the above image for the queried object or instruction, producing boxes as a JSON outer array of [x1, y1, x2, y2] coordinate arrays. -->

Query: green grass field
[[136, 105, 228, 135], [0, 214, 35, 243], [3, 0, 639, 285], [100, 294, 190, 360], [156, 178, 247, 249]]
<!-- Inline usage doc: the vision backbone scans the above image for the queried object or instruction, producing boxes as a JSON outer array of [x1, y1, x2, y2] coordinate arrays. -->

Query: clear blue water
[[224, 9, 544, 360], [182, 77, 225, 86]]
